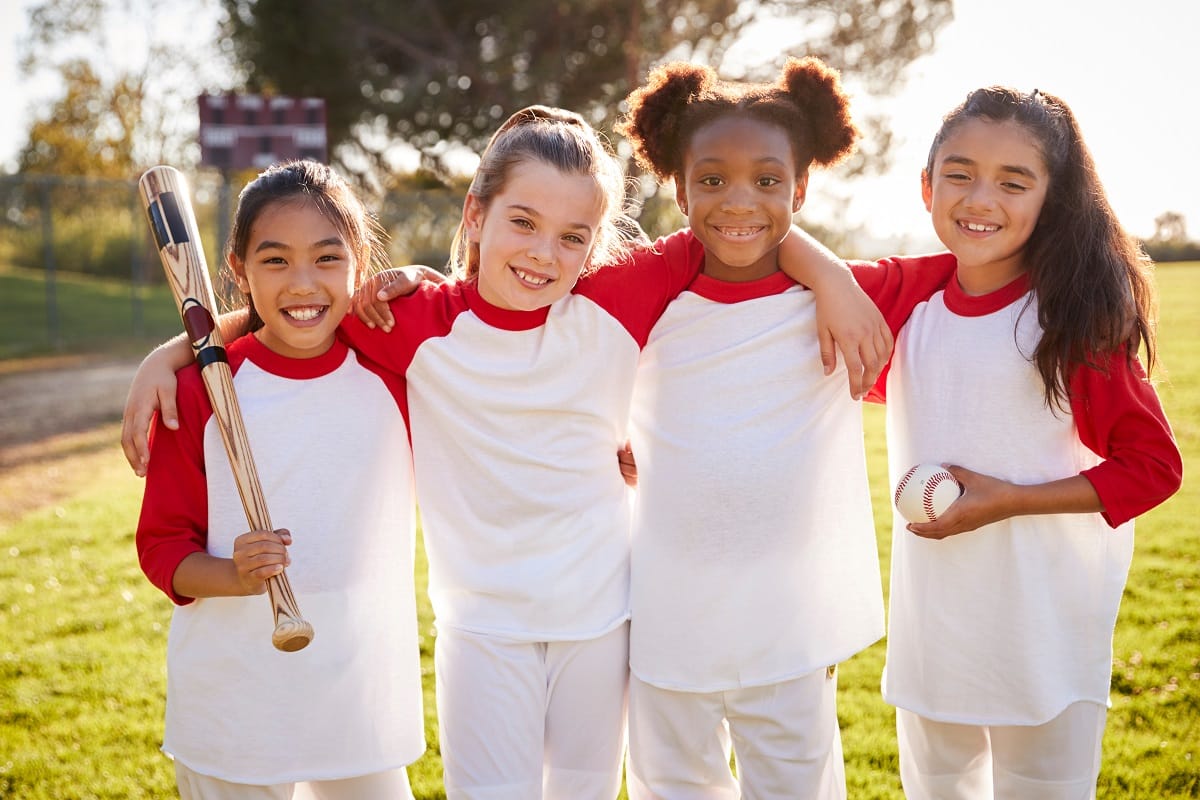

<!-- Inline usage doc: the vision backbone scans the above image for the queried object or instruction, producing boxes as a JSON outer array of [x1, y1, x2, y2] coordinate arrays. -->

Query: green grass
[[0, 265, 185, 359], [1, 263, 1197, 799]]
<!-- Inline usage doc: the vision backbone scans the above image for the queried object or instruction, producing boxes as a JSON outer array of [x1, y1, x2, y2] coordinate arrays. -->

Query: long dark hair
[[927, 87, 1159, 409]]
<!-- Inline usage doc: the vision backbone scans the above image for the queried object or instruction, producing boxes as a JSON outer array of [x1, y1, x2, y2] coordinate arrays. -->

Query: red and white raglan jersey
[[340, 229, 705, 641], [628, 253, 958, 691], [136, 335, 424, 783], [881, 273, 1183, 724]]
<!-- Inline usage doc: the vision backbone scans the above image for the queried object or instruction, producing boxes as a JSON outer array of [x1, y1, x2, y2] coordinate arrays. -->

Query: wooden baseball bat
[[138, 165, 314, 652]]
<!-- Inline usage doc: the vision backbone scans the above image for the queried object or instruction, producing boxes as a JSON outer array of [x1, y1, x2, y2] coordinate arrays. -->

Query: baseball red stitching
[[894, 465, 919, 509], [922, 470, 956, 520]]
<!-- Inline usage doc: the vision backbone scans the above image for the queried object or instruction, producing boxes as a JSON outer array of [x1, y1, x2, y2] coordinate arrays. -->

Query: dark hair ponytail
[[616, 63, 715, 183]]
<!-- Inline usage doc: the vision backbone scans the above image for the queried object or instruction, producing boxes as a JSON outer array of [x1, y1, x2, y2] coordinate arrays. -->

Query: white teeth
[[964, 222, 999, 232], [514, 268, 550, 285], [718, 227, 761, 238], [285, 306, 323, 321]]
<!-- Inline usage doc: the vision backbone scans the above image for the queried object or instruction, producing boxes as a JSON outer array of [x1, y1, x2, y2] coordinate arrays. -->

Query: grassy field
[[1, 263, 1196, 799]]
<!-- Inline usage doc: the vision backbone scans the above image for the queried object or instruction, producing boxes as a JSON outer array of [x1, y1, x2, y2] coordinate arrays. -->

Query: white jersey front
[[342, 230, 705, 641], [628, 271, 884, 691], [139, 336, 424, 784], [884, 279, 1134, 725]]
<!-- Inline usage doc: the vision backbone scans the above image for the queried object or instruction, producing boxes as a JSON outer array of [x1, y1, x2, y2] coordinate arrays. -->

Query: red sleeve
[[850, 252, 958, 336], [1072, 352, 1183, 527], [338, 281, 464, 376], [851, 252, 958, 403], [135, 364, 212, 605], [573, 228, 706, 346]]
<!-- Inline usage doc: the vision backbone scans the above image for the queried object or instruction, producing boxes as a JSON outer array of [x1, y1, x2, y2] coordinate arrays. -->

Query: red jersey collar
[[944, 271, 1031, 317], [688, 270, 800, 304], [233, 333, 350, 380], [461, 279, 552, 330]]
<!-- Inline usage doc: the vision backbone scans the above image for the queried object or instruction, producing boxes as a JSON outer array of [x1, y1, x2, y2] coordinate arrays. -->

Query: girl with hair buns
[[614, 58, 958, 799], [123, 105, 890, 798], [877, 86, 1182, 799]]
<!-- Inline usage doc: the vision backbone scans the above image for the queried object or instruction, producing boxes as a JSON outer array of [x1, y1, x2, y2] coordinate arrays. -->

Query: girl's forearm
[[1005, 474, 1105, 518], [777, 225, 852, 287], [171, 552, 250, 599]]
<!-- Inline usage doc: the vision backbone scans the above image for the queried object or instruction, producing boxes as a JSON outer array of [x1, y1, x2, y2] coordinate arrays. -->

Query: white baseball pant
[[626, 665, 845, 800], [896, 700, 1107, 800], [174, 761, 414, 800], [434, 622, 630, 800]]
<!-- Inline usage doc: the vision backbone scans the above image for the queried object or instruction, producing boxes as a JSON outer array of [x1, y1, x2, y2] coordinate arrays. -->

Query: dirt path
[[0, 355, 144, 524], [0, 355, 142, 452]]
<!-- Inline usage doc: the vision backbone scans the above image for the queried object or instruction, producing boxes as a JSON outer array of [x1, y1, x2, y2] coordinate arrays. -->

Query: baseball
[[894, 464, 963, 524]]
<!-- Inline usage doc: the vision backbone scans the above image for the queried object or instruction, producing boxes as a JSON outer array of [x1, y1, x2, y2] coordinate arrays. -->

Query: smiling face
[[466, 159, 605, 311], [676, 114, 806, 283], [231, 198, 355, 359], [922, 117, 1050, 294]]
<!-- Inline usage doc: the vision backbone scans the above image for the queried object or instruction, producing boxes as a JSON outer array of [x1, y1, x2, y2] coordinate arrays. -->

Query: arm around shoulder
[[777, 226, 892, 399], [121, 308, 250, 475]]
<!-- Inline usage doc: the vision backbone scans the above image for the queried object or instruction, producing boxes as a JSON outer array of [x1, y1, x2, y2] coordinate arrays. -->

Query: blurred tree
[[220, 0, 953, 190], [1142, 211, 1199, 262], [6, 0, 225, 281], [16, 0, 223, 176], [1152, 211, 1187, 244], [17, 61, 145, 178]]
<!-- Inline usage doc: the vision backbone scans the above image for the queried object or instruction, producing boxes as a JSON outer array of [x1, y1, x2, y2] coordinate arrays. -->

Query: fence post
[[216, 169, 235, 302], [130, 181, 144, 337], [40, 179, 61, 350]]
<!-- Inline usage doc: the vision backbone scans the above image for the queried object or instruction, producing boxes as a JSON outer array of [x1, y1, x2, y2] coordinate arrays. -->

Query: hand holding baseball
[[894, 464, 962, 523], [899, 465, 1022, 540]]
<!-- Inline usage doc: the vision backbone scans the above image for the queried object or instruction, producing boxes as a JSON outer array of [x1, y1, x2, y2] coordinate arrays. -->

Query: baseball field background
[[0, 262, 1196, 799]]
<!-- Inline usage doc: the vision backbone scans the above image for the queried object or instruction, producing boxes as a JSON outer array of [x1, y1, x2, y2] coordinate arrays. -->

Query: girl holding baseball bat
[[873, 87, 1182, 798], [135, 161, 425, 799], [125, 106, 893, 799]]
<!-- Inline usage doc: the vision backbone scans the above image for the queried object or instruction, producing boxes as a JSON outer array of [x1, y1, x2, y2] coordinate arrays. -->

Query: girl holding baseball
[[125, 106, 888, 799], [135, 161, 425, 798], [877, 87, 1182, 798], [612, 58, 957, 800]]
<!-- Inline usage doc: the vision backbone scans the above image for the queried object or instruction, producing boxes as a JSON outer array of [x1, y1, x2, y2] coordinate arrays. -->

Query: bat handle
[[267, 574, 315, 652]]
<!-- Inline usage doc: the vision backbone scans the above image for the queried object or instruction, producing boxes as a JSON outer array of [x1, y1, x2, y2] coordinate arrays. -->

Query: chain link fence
[[0, 171, 465, 356]]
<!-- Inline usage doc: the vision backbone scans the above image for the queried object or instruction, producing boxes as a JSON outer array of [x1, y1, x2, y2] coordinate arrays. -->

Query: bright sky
[[2, 0, 1197, 248], [805, 0, 1200, 249]]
